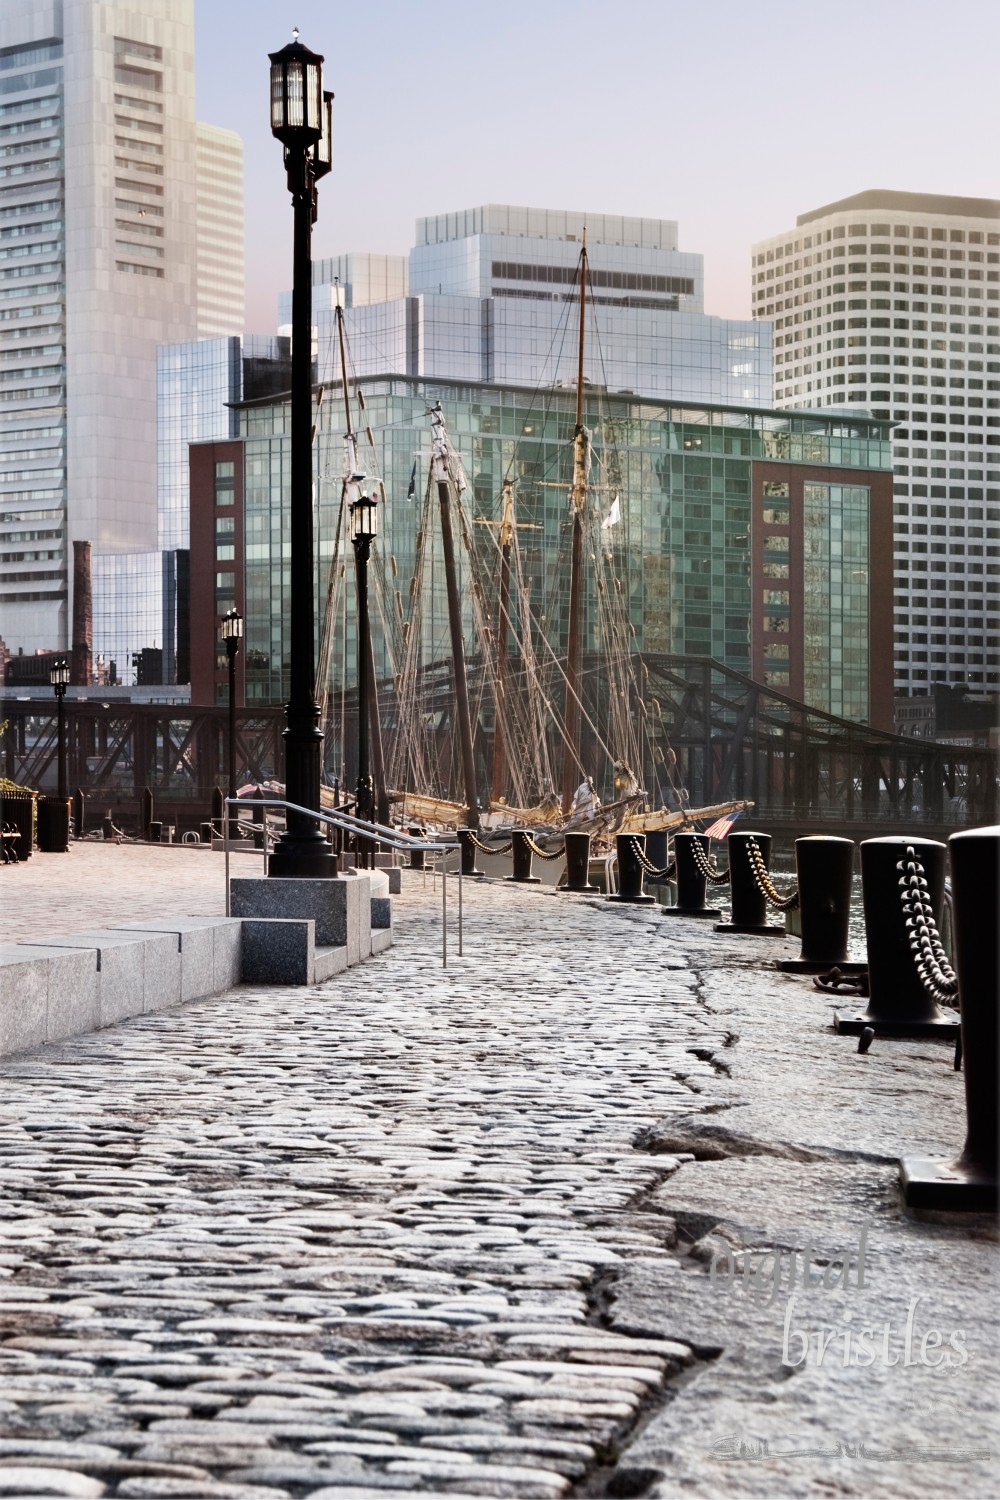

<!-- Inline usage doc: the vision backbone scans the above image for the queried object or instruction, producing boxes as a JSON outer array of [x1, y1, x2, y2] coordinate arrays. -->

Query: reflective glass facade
[[206, 377, 892, 726], [92, 547, 184, 685], [802, 483, 870, 720]]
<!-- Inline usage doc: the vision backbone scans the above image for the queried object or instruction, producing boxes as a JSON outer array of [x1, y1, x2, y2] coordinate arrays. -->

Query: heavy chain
[[524, 835, 566, 861], [898, 845, 958, 1007], [689, 836, 732, 885], [626, 835, 676, 881], [465, 830, 513, 856], [746, 836, 800, 911]]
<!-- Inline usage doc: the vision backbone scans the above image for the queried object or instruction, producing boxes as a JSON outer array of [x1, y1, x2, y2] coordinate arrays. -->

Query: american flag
[[703, 810, 742, 841]]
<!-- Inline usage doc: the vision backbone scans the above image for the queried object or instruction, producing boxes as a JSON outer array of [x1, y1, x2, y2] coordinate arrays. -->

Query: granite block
[[335, 870, 367, 960], [110, 917, 241, 1002], [42, 947, 101, 1042], [230, 877, 356, 950], [212, 917, 243, 992], [29, 930, 180, 1025], [315, 944, 349, 983], [0, 945, 66, 1056], [241, 918, 315, 986], [371, 896, 392, 931], [386, 867, 402, 894]]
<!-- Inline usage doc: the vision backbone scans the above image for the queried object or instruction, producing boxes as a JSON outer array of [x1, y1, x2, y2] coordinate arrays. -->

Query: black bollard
[[562, 830, 598, 893], [457, 827, 486, 879], [714, 831, 785, 935], [408, 825, 425, 871], [200, 822, 213, 844], [102, 811, 114, 841], [148, 819, 162, 843], [899, 825, 999, 1211], [608, 832, 656, 905], [506, 829, 541, 884], [779, 836, 860, 973], [835, 835, 958, 1039], [211, 785, 224, 836], [73, 787, 85, 840], [663, 831, 721, 919]]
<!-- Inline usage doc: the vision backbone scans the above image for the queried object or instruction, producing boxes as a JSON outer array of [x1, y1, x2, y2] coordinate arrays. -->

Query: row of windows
[[0, 68, 61, 98], [756, 226, 1000, 261], [0, 41, 62, 73], [491, 260, 695, 296], [113, 64, 161, 93], [117, 260, 163, 278]]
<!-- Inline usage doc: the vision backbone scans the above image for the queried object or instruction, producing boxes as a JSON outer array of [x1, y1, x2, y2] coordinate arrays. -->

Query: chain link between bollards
[[746, 836, 800, 910], [524, 835, 567, 861], [898, 844, 959, 1007], [626, 834, 676, 881], [689, 836, 732, 885], [465, 830, 514, 856]]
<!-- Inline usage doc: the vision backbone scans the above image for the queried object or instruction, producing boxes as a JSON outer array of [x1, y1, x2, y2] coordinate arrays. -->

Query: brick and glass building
[[188, 378, 894, 730]]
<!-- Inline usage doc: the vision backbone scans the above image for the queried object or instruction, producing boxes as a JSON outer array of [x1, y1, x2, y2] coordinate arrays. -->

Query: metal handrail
[[224, 796, 462, 967]]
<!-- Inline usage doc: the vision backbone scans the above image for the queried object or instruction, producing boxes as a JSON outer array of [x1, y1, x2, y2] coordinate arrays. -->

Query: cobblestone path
[[0, 879, 726, 1499]]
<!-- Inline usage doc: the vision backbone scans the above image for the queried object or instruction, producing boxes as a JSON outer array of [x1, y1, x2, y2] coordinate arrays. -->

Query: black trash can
[[37, 796, 71, 853]]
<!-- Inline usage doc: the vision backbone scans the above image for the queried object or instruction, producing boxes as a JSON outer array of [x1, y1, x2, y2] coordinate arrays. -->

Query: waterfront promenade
[[0, 843, 996, 1499]]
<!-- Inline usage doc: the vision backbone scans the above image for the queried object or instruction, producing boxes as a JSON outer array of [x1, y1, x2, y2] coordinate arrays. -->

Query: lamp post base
[[268, 833, 339, 880]]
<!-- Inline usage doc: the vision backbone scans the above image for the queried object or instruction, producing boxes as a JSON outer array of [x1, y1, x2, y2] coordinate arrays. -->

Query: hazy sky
[[194, 0, 999, 336]]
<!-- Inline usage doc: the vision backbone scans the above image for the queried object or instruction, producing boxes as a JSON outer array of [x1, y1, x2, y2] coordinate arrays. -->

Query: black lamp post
[[49, 657, 69, 802], [266, 34, 337, 879], [350, 488, 378, 863], [221, 608, 243, 840]]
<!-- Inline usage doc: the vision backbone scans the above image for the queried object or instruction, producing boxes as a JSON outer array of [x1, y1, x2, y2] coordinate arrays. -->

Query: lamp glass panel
[[285, 59, 304, 128]]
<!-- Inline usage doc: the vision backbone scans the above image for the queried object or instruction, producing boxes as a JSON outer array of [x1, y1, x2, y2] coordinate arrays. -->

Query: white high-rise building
[[195, 122, 244, 339], [0, 0, 243, 658], [752, 190, 1000, 697]]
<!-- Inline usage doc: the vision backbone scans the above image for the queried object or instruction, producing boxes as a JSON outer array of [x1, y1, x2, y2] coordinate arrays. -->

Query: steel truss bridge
[[2, 655, 995, 836]]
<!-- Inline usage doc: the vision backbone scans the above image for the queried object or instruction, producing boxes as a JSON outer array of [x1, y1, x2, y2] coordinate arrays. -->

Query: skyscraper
[[0, 0, 243, 661], [751, 190, 1000, 698]]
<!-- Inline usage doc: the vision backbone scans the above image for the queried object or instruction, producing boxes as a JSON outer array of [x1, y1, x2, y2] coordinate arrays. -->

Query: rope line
[[898, 845, 958, 1006]]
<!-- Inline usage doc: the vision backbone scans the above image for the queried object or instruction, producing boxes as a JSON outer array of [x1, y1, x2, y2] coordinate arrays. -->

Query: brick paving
[[1, 843, 233, 946]]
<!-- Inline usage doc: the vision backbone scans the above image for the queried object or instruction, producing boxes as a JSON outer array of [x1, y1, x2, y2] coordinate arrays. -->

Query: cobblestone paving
[[0, 877, 724, 1499]]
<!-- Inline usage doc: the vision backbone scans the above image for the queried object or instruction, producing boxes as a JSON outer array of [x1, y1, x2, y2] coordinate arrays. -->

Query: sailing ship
[[314, 244, 750, 845]]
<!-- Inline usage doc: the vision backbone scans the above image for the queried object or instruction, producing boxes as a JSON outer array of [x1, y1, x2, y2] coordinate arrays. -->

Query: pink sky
[[194, 0, 1000, 336]]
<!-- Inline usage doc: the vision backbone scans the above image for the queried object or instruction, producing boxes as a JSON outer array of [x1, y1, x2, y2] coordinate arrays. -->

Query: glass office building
[[315, 205, 772, 408], [190, 377, 894, 728]]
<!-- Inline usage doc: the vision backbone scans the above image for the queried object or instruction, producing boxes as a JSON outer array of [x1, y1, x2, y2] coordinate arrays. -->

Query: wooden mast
[[335, 302, 389, 823], [490, 479, 515, 801], [561, 231, 589, 814], [431, 403, 481, 829]]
